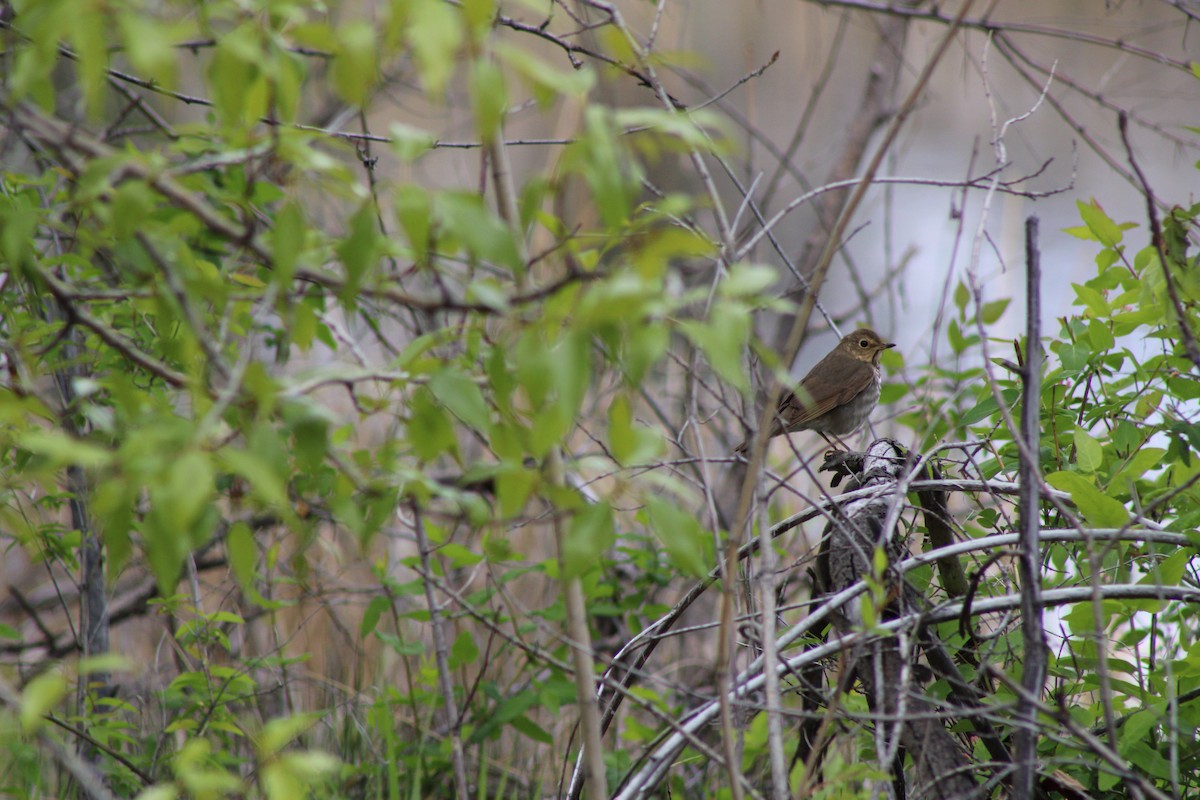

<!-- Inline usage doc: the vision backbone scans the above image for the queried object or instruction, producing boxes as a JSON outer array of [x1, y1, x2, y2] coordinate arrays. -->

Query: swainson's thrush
[[735, 327, 895, 454]]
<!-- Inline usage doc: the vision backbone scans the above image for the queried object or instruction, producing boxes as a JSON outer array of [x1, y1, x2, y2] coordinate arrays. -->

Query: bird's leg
[[819, 432, 854, 452]]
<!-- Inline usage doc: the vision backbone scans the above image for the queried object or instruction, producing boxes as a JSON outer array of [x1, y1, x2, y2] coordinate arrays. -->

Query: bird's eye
[[859, 339, 869, 348]]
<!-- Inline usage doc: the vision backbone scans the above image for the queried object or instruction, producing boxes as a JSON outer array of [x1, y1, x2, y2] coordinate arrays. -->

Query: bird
[[735, 327, 894, 455]]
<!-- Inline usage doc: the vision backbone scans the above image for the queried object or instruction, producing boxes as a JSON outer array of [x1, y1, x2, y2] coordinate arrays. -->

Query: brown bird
[[735, 327, 894, 455]]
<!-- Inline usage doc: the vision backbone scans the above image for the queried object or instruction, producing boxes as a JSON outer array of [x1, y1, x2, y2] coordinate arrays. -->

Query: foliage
[[922, 196, 1200, 795], [0, 0, 1198, 799]]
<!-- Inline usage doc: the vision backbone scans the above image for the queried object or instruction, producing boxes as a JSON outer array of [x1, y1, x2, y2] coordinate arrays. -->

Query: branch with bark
[[823, 439, 991, 799]]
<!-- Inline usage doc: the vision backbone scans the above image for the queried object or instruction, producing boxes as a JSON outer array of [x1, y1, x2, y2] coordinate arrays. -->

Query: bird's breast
[[815, 369, 881, 435]]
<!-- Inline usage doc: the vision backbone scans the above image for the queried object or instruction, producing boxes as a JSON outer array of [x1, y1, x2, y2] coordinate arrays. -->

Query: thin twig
[[547, 449, 609, 800], [412, 504, 471, 800], [1118, 112, 1200, 373], [1014, 216, 1047, 797], [808, 0, 1193, 73]]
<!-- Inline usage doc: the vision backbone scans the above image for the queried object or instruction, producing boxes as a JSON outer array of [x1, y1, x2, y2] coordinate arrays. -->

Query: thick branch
[[826, 440, 980, 799], [615, 578, 1200, 800]]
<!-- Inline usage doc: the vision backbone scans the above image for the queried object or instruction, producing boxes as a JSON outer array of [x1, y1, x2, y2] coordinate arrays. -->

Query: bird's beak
[[885, 342, 896, 349]]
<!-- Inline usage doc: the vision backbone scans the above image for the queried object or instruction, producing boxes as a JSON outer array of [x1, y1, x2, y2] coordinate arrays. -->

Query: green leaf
[[396, 184, 433, 261], [0, 192, 39, 269], [1045, 471, 1129, 529], [614, 107, 730, 152], [258, 713, 321, 759], [961, 395, 1000, 426], [220, 448, 289, 511], [428, 368, 491, 432], [466, 279, 511, 312], [227, 521, 257, 592], [644, 497, 712, 577], [509, 715, 554, 744], [576, 106, 632, 228], [264, 751, 340, 800], [1086, 318, 1115, 352], [144, 516, 190, 597], [407, 387, 457, 460], [270, 202, 305, 284], [209, 23, 266, 125], [624, 321, 669, 385], [376, 631, 425, 656], [561, 501, 615, 578], [70, 3, 108, 116], [550, 331, 592, 430], [1064, 600, 1099, 633], [119, 14, 178, 89], [947, 318, 972, 355], [158, 450, 215, 537], [608, 393, 662, 466], [113, 182, 156, 241], [461, 0, 496, 36], [471, 60, 508, 142], [1072, 283, 1110, 316], [496, 461, 537, 518], [513, 331, 553, 408], [19, 429, 112, 469], [395, 330, 451, 371], [389, 123, 437, 162], [574, 271, 655, 328], [360, 596, 389, 637], [409, 0, 464, 97], [609, 393, 638, 462], [953, 281, 970, 315], [1073, 428, 1104, 473], [439, 192, 522, 273], [482, 531, 517, 562], [679, 304, 750, 392], [1055, 340, 1091, 374], [1121, 740, 1173, 780], [439, 542, 484, 568], [631, 225, 714, 279], [450, 629, 479, 668], [20, 670, 67, 734], [1110, 447, 1165, 487], [336, 204, 381, 299], [496, 43, 595, 106], [290, 21, 338, 52], [1076, 199, 1128, 249], [282, 400, 331, 472], [1167, 373, 1200, 400], [469, 688, 539, 743], [78, 653, 133, 674], [331, 21, 378, 106], [720, 263, 777, 298], [92, 474, 134, 576], [131, 785, 179, 800], [272, 49, 305, 121], [979, 298, 1011, 324], [1140, 548, 1189, 586], [878, 382, 907, 405]]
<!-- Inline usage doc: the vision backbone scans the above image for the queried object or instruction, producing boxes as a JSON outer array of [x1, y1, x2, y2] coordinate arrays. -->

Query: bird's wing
[[778, 359, 873, 426]]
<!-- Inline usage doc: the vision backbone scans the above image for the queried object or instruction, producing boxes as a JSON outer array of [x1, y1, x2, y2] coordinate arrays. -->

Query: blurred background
[[2, 1, 1199, 796]]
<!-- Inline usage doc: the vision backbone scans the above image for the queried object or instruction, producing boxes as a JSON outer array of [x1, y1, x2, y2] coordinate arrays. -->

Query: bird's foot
[[819, 449, 865, 487]]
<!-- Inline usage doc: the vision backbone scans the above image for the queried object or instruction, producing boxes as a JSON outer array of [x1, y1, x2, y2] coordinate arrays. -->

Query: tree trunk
[[826, 439, 983, 799]]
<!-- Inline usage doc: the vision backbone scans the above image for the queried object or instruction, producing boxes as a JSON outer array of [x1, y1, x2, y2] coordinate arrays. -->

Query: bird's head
[[837, 328, 895, 364]]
